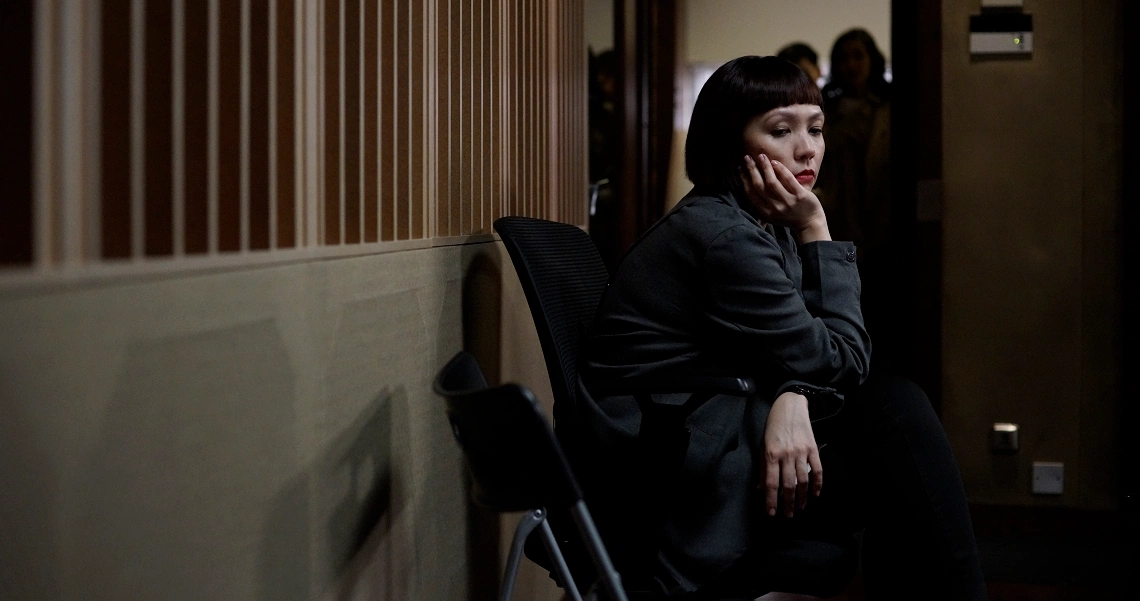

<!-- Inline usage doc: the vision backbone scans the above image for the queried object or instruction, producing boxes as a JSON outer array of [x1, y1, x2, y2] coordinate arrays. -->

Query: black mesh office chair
[[434, 351, 629, 601], [492, 216, 859, 599]]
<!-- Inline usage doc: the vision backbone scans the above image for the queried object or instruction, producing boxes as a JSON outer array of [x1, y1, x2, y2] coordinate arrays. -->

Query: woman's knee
[[858, 375, 945, 435]]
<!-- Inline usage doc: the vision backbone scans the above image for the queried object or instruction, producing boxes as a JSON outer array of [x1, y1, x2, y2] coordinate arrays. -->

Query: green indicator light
[[1014, 37, 1021, 44]]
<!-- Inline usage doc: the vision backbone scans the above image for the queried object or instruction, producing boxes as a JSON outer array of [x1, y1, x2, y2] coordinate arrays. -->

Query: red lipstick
[[795, 169, 816, 185]]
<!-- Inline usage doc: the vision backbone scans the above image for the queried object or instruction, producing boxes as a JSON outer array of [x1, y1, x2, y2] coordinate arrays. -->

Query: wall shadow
[[460, 245, 504, 601]]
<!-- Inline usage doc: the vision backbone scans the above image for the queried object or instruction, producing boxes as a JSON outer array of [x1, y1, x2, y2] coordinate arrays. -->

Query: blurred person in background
[[588, 49, 621, 268], [777, 42, 822, 85], [816, 28, 893, 368]]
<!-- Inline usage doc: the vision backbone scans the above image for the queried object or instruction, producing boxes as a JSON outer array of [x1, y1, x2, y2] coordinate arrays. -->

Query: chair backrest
[[434, 351, 583, 512], [492, 217, 610, 421]]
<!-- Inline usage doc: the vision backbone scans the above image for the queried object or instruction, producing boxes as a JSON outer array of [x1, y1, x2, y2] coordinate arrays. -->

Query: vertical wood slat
[[523, 0, 529, 220], [217, 0, 241, 251], [514, 0, 520, 219], [380, 0, 395, 241], [449, 0, 461, 236], [303, 0, 317, 246], [101, 0, 131, 258], [344, 0, 360, 244], [470, 0, 481, 234], [144, 0, 173, 256], [435, 0, 450, 237], [250, 0, 270, 249], [363, 0, 377, 243], [395, 0, 408, 239], [129, 0, 145, 258], [411, 0, 424, 238], [530, 0, 537, 220], [504, 0, 512, 219], [492, 0, 501, 226], [484, 0, 492, 231], [323, 0, 340, 244], [183, 0, 209, 254], [540, 0, 547, 220], [523, 0, 530, 220], [276, 0, 295, 248], [1, 0, 34, 265]]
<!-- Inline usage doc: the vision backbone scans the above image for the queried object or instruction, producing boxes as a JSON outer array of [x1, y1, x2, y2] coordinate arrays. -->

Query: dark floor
[[796, 505, 1140, 601]]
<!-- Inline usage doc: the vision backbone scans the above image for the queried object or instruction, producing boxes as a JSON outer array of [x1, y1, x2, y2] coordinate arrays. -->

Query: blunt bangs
[[685, 56, 823, 193]]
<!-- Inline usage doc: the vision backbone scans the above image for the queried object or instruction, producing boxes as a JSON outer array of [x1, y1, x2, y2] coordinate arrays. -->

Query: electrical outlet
[[1032, 462, 1063, 495], [991, 422, 1019, 452]]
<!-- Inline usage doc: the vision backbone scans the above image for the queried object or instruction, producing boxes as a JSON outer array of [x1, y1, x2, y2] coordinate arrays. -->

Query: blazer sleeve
[[702, 224, 871, 390]]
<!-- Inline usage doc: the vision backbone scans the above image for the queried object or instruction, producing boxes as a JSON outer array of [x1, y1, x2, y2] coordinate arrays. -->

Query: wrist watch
[[785, 384, 818, 398]]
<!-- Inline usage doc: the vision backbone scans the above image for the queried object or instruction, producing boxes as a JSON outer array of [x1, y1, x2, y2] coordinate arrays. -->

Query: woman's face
[[742, 104, 825, 189], [837, 39, 871, 90]]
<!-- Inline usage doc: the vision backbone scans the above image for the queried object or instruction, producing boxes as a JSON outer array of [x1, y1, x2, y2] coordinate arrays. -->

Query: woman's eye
[[771, 128, 790, 137], [810, 127, 824, 135]]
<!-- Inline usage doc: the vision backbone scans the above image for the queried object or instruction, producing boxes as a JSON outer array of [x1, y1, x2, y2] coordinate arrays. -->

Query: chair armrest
[[589, 374, 755, 397]]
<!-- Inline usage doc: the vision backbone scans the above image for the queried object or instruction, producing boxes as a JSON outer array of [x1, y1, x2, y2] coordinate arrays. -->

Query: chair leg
[[569, 501, 630, 601], [500, 509, 544, 601], [500, 508, 585, 601], [536, 516, 585, 601]]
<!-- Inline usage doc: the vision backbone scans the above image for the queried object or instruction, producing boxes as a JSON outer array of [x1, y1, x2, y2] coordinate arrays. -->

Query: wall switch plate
[[1032, 462, 1064, 495]]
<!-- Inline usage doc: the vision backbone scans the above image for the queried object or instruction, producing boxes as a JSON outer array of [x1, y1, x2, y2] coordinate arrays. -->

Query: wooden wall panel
[[14, 0, 587, 275]]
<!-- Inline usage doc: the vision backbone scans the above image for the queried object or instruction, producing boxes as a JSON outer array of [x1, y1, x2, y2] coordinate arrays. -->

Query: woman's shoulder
[[668, 189, 757, 237]]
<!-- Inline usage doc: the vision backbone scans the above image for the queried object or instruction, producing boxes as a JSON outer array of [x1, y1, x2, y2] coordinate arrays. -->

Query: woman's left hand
[[761, 391, 824, 517]]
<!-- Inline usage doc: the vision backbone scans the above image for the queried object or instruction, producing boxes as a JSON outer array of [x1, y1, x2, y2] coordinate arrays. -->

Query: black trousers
[[699, 376, 987, 601]]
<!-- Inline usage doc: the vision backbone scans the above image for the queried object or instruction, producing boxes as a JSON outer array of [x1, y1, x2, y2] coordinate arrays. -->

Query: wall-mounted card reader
[[969, 12, 1033, 56]]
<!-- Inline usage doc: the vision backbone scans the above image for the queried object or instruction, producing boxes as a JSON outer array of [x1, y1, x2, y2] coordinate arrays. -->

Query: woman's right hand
[[761, 390, 824, 517], [741, 154, 831, 243]]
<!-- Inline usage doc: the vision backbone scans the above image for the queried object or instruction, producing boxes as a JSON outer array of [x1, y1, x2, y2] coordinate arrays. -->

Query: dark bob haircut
[[685, 56, 823, 193]]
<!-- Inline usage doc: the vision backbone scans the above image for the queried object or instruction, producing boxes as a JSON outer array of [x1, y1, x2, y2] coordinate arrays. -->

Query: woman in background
[[817, 28, 893, 369]]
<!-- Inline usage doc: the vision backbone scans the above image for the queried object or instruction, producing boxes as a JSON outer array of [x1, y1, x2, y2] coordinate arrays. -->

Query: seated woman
[[575, 56, 985, 600]]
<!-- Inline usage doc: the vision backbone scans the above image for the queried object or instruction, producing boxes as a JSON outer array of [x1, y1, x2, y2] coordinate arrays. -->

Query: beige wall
[[0, 241, 564, 601], [941, 0, 1122, 509], [684, 0, 891, 66], [585, 0, 614, 53]]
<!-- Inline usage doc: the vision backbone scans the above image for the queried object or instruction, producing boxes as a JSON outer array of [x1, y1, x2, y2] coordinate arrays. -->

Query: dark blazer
[[575, 188, 871, 594]]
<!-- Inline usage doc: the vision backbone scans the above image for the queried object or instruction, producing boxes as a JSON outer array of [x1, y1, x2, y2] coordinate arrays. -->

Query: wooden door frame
[[890, 0, 941, 403], [1121, 0, 1139, 519], [613, 0, 676, 255]]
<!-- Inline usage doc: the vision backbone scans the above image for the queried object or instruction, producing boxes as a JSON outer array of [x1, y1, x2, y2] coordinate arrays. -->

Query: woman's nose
[[795, 135, 817, 161]]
